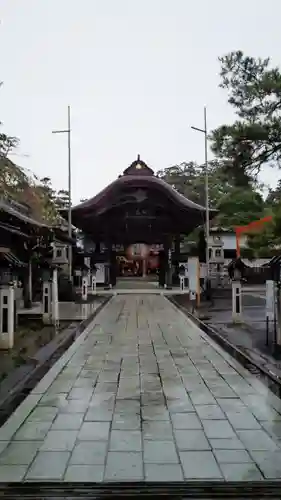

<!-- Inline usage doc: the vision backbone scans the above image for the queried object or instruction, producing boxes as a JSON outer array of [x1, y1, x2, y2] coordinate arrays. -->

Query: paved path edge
[[0, 297, 113, 441], [168, 296, 281, 401]]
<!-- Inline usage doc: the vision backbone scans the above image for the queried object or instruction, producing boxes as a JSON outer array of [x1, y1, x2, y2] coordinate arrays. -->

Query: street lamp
[[52, 105, 72, 281], [191, 106, 210, 280]]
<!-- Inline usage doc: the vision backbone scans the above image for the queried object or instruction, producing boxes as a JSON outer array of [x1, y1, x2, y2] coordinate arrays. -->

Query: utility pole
[[191, 106, 210, 281], [52, 106, 72, 281]]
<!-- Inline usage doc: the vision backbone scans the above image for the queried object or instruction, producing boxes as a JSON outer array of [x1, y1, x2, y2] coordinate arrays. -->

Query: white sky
[[1, 0, 280, 204]]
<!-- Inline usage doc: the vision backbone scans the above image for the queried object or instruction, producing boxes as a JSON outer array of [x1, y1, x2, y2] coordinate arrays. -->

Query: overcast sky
[[1, 0, 280, 204]]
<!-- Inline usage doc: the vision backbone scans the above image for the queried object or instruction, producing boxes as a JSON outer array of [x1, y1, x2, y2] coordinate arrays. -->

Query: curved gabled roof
[[72, 175, 212, 214], [72, 157, 217, 218]]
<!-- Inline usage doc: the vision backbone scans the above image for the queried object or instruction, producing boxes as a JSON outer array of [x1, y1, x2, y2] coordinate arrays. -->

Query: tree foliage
[[211, 51, 281, 185], [0, 138, 68, 224], [0, 157, 28, 197], [157, 161, 265, 228], [217, 188, 264, 228], [35, 178, 70, 222], [0, 156, 68, 224], [0, 84, 26, 200], [0, 82, 60, 223], [206, 50, 281, 257], [157, 159, 281, 257], [266, 180, 281, 207], [55, 189, 70, 211], [157, 160, 238, 207]]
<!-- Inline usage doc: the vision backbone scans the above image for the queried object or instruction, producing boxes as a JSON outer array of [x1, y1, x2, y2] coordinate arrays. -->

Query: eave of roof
[[0, 221, 31, 239], [0, 200, 74, 242], [53, 226, 76, 245], [70, 175, 217, 216], [0, 199, 49, 229]]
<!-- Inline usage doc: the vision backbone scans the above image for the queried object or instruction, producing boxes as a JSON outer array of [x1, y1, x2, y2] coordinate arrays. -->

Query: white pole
[[204, 107, 210, 281], [67, 106, 72, 282], [52, 106, 72, 281], [191, 107, 210, 281]]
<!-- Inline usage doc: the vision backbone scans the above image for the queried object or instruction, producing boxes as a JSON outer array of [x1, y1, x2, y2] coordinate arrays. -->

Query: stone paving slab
[[1, 295, 281, 481]]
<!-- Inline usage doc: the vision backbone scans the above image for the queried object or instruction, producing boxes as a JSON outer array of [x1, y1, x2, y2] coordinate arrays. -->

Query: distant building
[[208, 227, 247, 261]]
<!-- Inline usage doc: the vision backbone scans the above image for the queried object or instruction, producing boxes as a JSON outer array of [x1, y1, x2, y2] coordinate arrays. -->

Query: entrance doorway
[[116, 244, 160, 280], [115, 243, 161, 289]]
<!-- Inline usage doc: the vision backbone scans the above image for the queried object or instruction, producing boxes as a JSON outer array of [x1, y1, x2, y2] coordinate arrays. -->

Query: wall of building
[[208, 232, 247, 251]]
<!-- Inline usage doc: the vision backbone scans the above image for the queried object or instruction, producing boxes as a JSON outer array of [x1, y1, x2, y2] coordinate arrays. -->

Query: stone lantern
[[232, 265, 242, 323], [0, 258, 21, 349], [0, 279, 15, 349], [41, 266, 52, 324], [40, 258, 59, 327], [52, 241, 68, 265], [81, 266, 89, 301]]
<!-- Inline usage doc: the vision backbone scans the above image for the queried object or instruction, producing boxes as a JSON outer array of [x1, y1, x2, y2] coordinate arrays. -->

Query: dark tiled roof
[[0, 221, 31, 239], [0, 199, 75, 244], [72, 175, 217, 216], [0, 199, 48, 228]]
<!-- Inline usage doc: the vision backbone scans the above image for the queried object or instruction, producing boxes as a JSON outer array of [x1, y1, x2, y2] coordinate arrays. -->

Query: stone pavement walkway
[[1, 295, 281, 482]]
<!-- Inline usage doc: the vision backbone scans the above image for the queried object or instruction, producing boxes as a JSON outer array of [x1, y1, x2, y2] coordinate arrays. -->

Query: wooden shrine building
[[0, 197, 75, 308], [69, 157, 217, 287]]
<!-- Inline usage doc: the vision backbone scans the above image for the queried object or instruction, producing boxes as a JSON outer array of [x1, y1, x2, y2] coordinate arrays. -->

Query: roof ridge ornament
[[123, 156, 154, 176], [135, 154, 142, 170]]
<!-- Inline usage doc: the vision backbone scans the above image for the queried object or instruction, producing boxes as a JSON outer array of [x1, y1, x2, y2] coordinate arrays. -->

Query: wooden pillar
[[104, 241, 111, 288], [164, 237, 173, 289], [23, 259, 32, 309], [158, 249, 165, 287], [142, 258, 147, 278], [174, 236, 180, 285], [112, 250, 117, 286], [84, 257, 91, 287], [28, 259, 32, 307], [108, 243, 112, 286]]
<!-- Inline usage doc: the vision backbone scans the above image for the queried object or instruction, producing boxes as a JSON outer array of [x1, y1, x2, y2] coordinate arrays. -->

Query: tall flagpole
[[52, 106, 72, 281], [191, 106, 210, 280]]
